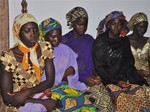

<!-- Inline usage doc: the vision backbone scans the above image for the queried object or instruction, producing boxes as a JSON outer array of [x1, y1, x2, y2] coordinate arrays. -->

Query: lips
[[30, 39, 37, 43], [30, 40, 36, 43]]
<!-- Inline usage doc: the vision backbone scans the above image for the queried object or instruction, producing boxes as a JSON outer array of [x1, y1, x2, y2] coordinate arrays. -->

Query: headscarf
[[96, 11, 129, 37], [12, 13, 41, 82], [66, 6, 88, 29], [128, 12, 148, 31], [39, 18, 62, 41], [13, 13, 38, 45]]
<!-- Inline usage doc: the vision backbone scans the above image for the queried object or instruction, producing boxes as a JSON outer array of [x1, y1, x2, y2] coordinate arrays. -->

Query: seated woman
[[0, 13, 60, 112], [128, 12, 150, 110], [61, 7, 115, 112], [39, 17, 96, 112], [93, 11, 149, 112], [128, 12, 150, 84]]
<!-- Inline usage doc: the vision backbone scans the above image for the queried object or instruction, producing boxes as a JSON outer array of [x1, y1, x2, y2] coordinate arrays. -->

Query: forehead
[[46, 28, 61, 36], [135, 21, 148, 26], [75, 17, 88, 23], [110, 18, 122, 23], [21, 22, 38, 29]]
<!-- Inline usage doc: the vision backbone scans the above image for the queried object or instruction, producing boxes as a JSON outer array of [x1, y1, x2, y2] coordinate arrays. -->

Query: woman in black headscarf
[[92, 11, 149, 112]]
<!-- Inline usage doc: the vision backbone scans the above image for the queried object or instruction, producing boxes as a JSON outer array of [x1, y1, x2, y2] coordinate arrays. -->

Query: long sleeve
[[92, 37, 119, 85]]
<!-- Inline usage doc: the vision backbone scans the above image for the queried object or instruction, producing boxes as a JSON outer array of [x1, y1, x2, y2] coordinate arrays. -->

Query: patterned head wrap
[[97, 11, 129, 37], [66, 6, 88, 29], [13, 13, 38, 45], [128, 12, 148, 31], [39, 18, 62, 41], [12, 13, 41, 82]]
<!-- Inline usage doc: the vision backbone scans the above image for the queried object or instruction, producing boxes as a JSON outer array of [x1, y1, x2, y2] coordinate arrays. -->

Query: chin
[[53, 44, 59, 47], [28, 42, 36, 48]]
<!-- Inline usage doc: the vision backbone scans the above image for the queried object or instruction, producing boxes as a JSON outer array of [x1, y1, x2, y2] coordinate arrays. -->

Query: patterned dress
[[130, 38, 150, 109], [0, 42, 54, 112], [131, 38, 150, 84]]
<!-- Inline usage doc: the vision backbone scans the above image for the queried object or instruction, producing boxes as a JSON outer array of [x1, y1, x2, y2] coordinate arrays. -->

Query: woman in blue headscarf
[[92, 11, 149, 112]]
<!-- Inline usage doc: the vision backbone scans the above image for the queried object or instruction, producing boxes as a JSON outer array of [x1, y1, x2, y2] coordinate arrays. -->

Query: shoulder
[[62, 31, 72, 38], [84, 34, 94, 40], [59, 44, 71, 50], [58, 44, 77, 57], [94, 33, 106, 43], [39, 41, 54, 59], [0, 49, 19, 72], [39, 41, 53, 50], [146, 37, 150, 44], [82, 34, 94, 45], [1, 48, 15, 60]]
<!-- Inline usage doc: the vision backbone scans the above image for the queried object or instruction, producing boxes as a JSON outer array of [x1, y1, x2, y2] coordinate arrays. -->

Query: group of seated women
[[0, 6, 150, 112]]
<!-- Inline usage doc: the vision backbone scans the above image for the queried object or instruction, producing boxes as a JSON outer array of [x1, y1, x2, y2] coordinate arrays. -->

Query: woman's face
[[133, 21, 148, 37], [72, 17, 88, 38], [44, 29, 62, 47], [108, 18, 123, 38], [19, 22, 39, 48]]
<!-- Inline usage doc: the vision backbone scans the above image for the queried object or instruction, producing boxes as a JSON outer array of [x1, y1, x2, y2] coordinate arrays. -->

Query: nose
[[114, 24, 119, 29], [53, 37, 58, 42], [30, 30, 36, 38]]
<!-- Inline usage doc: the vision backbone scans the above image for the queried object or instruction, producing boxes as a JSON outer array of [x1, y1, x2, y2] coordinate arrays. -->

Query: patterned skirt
[[51, 81, 96, 112], [83, 83, 115, 112], [106, 84, 149, 112]]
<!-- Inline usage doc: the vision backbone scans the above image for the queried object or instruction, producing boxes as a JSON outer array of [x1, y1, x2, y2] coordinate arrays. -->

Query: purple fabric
[[62, 31, 94, 83], [42, 43, 87, 91], [19, 93, 47, 112]]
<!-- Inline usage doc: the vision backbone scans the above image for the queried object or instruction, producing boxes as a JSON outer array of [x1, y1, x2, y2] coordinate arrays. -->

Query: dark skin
[[72, 17, 88, 38], [128, 21, 150, 81], [108, 18, 131, 91], [72, 17, 101, 86], [44, 28, 75, 81], [0, 22, 58, 111]]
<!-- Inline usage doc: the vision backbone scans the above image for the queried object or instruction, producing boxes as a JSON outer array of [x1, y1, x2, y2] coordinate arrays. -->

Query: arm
[[121, 38, 135, 72], [27, 58, 55, 95], [0, 62, 14, 106], [1, 58, 55, 107], [62, 66, 75, 81]]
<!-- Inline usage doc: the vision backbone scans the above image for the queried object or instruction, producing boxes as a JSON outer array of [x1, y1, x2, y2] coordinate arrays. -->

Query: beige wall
[[0, 0, 9, 53]]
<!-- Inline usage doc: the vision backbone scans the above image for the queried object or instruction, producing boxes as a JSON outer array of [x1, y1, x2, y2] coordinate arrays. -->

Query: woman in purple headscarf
[[93, 11, 149, 112]]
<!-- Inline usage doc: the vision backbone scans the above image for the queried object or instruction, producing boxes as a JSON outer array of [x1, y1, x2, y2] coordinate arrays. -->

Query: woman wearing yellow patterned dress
[[128, 12, 150, 84], [128, 12, 150, 111], [0, 13, 61, 112]]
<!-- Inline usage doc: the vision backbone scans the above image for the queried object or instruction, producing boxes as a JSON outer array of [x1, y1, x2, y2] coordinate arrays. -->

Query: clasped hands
[[86, 75, 101, 86], [117, 80, 131, 92]]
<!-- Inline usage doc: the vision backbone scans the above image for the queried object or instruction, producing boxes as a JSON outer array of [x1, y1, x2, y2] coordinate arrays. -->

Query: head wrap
[[39, 18, 61, 41], [66, 6, 88, 29], [12, 13, 41, 82], [128, 12, 148, 31], [13, 13, 38, 45], [96, 11, 129, 37]]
